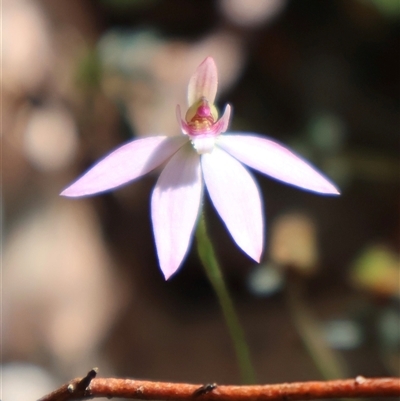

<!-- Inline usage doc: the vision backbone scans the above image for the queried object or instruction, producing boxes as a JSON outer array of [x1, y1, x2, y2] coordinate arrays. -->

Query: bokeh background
[[2, 0, 399, 399]]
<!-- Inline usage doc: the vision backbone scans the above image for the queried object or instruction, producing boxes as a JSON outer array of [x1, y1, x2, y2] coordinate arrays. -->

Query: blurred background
[[2, 0, 399, 399]]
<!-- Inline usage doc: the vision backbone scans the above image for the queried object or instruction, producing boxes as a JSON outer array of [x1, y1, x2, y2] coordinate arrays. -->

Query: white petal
[[151, 144, 203, 279], [201, 147, 264, 262], [61, 136, 188, 197], [218, 134, 340, 194], [188, 57, 218, 106]]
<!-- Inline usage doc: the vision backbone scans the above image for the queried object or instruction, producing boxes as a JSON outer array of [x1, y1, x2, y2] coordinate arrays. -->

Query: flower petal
[[61, 136, 188, 197], [176, 104, 189, 135], [201, 147, 264, 262], [215, 104, 231, 133], [151, 144, 203, 279], [188, 57, 218, 106], [218, 134, 340, 194]]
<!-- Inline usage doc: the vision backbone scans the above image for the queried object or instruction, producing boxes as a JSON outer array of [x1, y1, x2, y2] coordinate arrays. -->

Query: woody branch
[[39, 370, 400, 401]]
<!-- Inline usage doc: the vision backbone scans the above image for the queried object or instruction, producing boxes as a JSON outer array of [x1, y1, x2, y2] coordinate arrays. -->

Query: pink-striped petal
[[218, 134, 340, 195], [176, 104, 189, 135], [61, 136, 188, 197], [201, 147, 264, 262], [188, 57, 218, 106], [151, 144, 203, 279], [215, 104, 231, 133]]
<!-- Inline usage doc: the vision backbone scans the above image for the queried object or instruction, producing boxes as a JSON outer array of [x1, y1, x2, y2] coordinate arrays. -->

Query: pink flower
[[61, 57, 339, 279]]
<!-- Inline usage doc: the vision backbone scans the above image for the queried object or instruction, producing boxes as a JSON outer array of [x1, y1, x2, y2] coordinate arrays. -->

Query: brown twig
[[38, 370, 400, 401]]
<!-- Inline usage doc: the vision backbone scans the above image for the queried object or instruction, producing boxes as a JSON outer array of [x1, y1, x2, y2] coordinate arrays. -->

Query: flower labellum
[[61, 57, 339, 279]]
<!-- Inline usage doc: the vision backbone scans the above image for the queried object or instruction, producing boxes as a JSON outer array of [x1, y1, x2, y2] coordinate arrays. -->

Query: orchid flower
[[61, 57, 339, 279]]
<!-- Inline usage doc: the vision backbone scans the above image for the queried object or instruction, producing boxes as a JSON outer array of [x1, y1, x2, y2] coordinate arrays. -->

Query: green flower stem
[[285, 274, 348, 380], [196, 214, 256, 384]]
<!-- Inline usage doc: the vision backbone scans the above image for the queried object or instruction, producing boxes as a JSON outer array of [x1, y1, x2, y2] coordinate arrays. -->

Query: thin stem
[[39, 372, 400, 401], [195, 213, 256, 384], [285, 274, 348, 380]]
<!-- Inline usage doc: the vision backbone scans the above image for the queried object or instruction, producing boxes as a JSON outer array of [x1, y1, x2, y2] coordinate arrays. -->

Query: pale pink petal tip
[[176, 104, 189, 135], [201, 147, 264, 262], [151, 144, 203, 280], [188, 57, 218, 106], [60, 136, 187, 198], [218, 104, 231, 133], [218, 135, 341, 195]]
